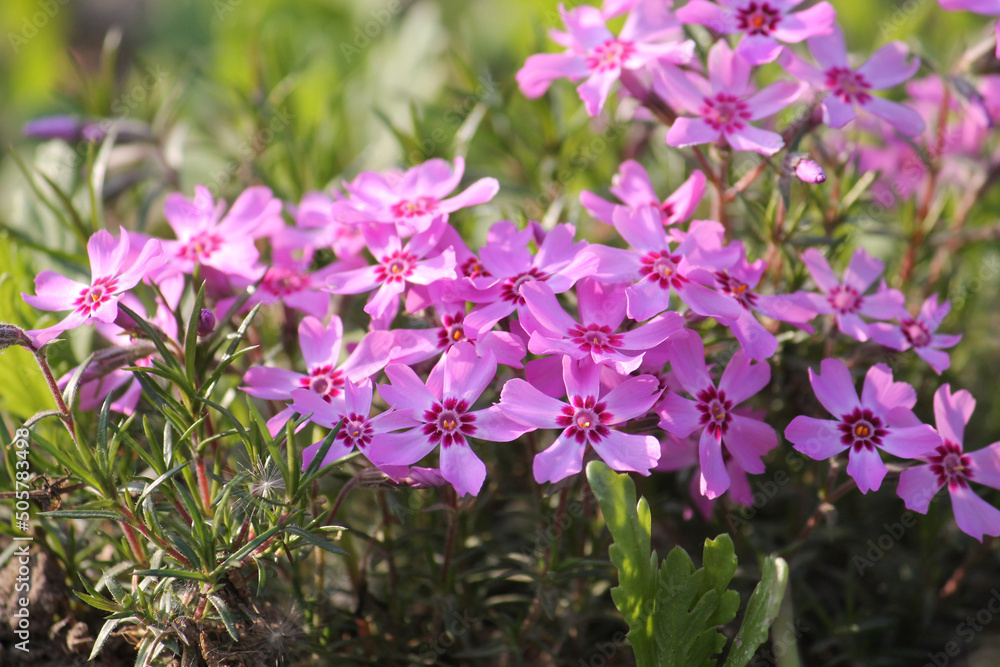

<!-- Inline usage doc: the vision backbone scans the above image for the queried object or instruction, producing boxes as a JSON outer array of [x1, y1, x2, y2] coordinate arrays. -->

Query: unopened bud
[[80, 342, 159, 383], [794, 158, 826, 184], [197, 309, 216, 336], [0, 323, 35, 352], [404, 467, 447, 489], [22, 115, 86, 142]]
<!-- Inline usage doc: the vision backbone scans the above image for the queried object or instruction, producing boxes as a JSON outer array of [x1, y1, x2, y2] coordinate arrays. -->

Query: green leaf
[[89, 617, 122, 661], [207, 594, 240, 640], [284, 525, 348, 555], [723, 555, 789, 667], [40, 509, 125, 521], [133, 569, 210, 582]]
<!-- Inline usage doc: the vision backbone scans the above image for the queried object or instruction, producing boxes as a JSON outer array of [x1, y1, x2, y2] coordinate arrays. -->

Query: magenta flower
[[654, 40, 804, 155], [676, 0, 836, 64], [157, 185, 281, 281], [520, 278, 684, 374], [869, 295, 962, 375], [800, 247, 904, 342], [580, 160, 706, 226], [939, 0, 1000, 57], [517, 0, 694, 116], [779, 26, 924, 136], [323, 221, 457, 322], [785, 359, 942, 494], [366, 344, 529, 497], [656, 330, 777, 499], [291, 191, 366, 260], [340, 157, 498, 234], [24, 227, 166, 346], [241, 315, 395, 435], [897, 384, 1000, 541], [587, 207, 742, 322], [500, 356, 662, 484]]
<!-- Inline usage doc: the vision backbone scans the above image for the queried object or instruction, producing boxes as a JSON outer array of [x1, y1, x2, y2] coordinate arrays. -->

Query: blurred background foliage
[[1, 0, 1000, 665]]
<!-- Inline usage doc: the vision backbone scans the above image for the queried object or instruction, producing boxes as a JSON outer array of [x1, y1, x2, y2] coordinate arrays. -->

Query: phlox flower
[[241, 315, 395, 435], [290, 191, 366, 259], [520, 278, 685, 374], [500, 356, 662, 483], [897, 384, 1000, 541], [654, 40, 804, 155], [580, 160, 706, 226], [780, 26, 924, 136], [801, 247, 904, 342], [656, 330, 778, 499], [24, 227, 166, 346], [939, 0, 1000, 57], [517, 0, 695, 116], [676, 0, 836, 65], [785, 359, 942, 494], [869, 295, 962, 375], [366, 344, 530, 497]]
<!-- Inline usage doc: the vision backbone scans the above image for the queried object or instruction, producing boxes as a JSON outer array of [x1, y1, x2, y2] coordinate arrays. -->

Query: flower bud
[[22, 115, 86, 142], [794, 158, 826, 184], [0, 323, 35, 352], [404, 467, 447, 489], [197, 309, 217, 336]]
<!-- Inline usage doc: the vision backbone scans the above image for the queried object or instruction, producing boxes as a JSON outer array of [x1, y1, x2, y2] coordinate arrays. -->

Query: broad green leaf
[[723, 555, 789, 667]]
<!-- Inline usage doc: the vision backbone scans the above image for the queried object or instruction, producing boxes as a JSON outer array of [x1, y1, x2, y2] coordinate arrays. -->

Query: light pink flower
[[939, 0, 1000, 58], [580, 159, 706, 226], [869, 295, 961, 374]]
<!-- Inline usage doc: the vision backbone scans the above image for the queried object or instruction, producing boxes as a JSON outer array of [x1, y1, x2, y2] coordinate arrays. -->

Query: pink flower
[[897, 384, 1000, 541], [340, 157, 498, 234], [241, 315, 395, 435], [517, 0, 695, 116], [676, 0, 837, 65], [785, 359, 942, 494], [780, 26, 925, 136], [656, 330, 778, 499], [939, 0, 1000, 58], [869, 295, 962, 375], [520, 278, 685, 374], [157, 186, 281, 281], [580, 159, 706, 226], [800, 247, 904, 342], [500, 356, 662, 484], [24, 228, 166, 346], [654, 40, 804, 155], [366, 344, 529, 497], [586, 207, 742, 322]]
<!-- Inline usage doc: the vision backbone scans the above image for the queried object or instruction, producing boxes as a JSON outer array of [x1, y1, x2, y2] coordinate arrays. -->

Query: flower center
[[423, 397, 476, 447], [640, 250, 687, 290], [556, 395, 612, 444], [74, 276, 119, 316], [736, 2, 782, 36], [501, 267, 548, 305], [178, 231, 224, 262], [700, 93, 752, 133], [437, 313, 468, 349], [715, 271, 758, 310], [390, 196, 439, 219], [299, 365, 345, 403], [827, 284, 863, 315], [900, 318, 931, 348], [838, 407, 886, 452], [696, 386, 733, 438], [375, 250, 417, 284], [263, 268, 309, 297], [929, 441, 973, 489], [824, 67, 872, 105], [569, 323, 623, 353], [336, 413, 374, 450], [460, 256, 491, 279], [586, 38, 636, 73]]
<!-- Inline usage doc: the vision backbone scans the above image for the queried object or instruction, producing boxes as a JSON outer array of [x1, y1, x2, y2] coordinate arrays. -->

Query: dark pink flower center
[[569, 323, 623, 353], [460, 256, 491, 279], [715, 271, 758, 310], [501, 268, 548, 305], [827, 284, 863, 314], [263, 268, 309, 297], [391, 196, 439, 219], [640, 250, 687, 290], [437, 313, 468, 349], [700, 93, 752, 133], [929, 441, 973, 489], [838, 407, 886, 451], [900, 318, 931, 348], [696, 386, 733, 438], [586, 38, 636, 73], [74, 276, 119, 316], [737, 2, 782, 36], [337, 413, 374, 450], [299, 365, 345, 403], [375, 250, 417, 284], [824, 67, 872, 105], [423, 397, 476, 447], [178, 231, 224, 262], [556, 395, 612, 444]]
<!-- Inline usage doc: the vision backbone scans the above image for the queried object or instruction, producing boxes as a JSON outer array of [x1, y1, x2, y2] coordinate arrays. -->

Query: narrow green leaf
[[284, 525, 348, 555], [89, 617, 122, 661], [207, 594, 240, 640], [723, 556, 789, 667]]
